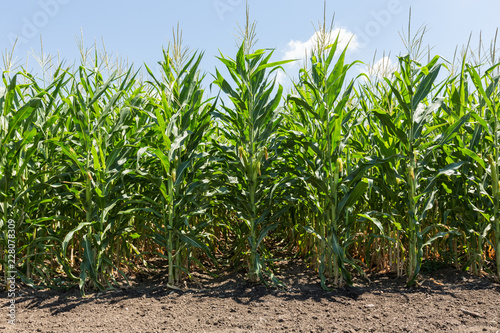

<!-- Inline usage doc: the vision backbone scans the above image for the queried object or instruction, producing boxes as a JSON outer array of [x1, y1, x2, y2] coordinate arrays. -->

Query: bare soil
[[2, 261, 500, 333]]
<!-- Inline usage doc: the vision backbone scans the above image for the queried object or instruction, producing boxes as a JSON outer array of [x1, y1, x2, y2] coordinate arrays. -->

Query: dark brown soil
[[2, 261, 500, 333]]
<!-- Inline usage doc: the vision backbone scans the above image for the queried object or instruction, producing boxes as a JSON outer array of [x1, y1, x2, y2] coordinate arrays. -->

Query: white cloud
[[275, 70, 287, 86], [363, 56, 397, 80], [282, 28, 359, 62], [276, 28, 359, 90]]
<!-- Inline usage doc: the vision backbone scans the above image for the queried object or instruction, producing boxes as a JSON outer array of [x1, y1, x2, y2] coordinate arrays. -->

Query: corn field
[[1, 26, 500, 295]]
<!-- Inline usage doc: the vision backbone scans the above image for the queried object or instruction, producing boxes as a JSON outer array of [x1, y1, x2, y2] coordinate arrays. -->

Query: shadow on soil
[[5, 260, 499, 317]]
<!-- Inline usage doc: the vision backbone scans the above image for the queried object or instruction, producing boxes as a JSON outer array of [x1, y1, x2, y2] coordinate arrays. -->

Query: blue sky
[[1, 0, 499, 87]]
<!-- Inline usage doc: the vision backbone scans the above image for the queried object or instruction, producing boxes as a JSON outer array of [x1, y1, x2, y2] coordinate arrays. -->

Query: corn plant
[[136, 49, 215, 286], [465, 63, 500, 277], [355, 79, 406, 277], [12, 68, 73, 287], [0, 72, 45, 287], [55, 66, 144, 293], [379, 54, 469, 285], [212, 43, 291, 282], [286, 34, 375, 288]]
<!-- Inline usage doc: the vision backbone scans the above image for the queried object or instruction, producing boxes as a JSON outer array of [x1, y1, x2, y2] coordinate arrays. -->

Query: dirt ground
[[2, 261, 500, 333]]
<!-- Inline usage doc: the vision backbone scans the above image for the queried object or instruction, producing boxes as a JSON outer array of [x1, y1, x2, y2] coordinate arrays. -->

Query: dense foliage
[[1, 27, 499, 294]]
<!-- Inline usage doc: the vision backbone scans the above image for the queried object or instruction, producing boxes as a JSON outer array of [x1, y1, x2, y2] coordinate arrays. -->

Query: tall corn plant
[[57, 66, 142, 294], [138, 49, 215, 286], [465, 63, 500, 278], [380, 54, 469, 285], [212, 43, 291, 282], [0, 72, 46, 288], [431, 56, 484, 274], [355, 79, 407, 277], [287, 35, 370, 288], [9, 68, 73, 287]]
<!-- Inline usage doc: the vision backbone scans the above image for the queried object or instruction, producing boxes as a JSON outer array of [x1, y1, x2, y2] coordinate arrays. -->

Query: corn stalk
[[212, 43, 292, 283]]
